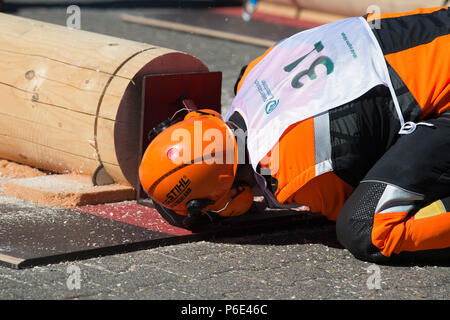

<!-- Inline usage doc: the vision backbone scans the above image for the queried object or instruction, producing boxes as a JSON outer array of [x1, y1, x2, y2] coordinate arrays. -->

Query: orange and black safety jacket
[[230, 7, 449, 258]]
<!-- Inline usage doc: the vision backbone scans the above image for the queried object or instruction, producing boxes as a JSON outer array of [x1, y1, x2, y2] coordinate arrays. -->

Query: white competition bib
[[226, 17, 402, 169]]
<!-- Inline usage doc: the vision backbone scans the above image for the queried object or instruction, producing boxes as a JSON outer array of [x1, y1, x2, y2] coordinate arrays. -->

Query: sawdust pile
[[0, 159, 46, 179], [0, 159, 47, 194]]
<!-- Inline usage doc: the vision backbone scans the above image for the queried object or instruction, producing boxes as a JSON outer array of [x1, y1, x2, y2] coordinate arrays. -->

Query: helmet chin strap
[[215, 185, 248, 211], [213, 199, 232, 214], [207, 184, 247, 217]]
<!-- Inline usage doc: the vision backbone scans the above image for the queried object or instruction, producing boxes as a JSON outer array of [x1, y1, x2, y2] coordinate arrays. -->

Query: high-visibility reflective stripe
[[361, 181, 425, 214], [313, 111, 333, 177]]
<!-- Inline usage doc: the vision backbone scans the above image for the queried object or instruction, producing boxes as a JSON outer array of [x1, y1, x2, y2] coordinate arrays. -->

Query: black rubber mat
[[0, 201, 188, 269], [0, 198, 317, 269]]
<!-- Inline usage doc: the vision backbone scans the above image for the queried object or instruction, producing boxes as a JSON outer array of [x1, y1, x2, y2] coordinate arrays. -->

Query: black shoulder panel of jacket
[[370, 7, 449, 55], [329, 85, 399, 187], [234, 64, 248, 95], [227, 111, 247, 131]]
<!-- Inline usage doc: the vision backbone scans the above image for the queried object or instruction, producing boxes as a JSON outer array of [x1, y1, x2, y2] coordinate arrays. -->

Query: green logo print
[[265, 99, 279, 114]]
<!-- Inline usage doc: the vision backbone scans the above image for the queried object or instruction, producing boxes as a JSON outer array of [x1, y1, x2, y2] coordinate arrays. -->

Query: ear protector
[[147, 109, 221, 145]]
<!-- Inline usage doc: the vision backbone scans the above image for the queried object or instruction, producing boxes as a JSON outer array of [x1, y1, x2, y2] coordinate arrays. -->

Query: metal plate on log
[[138, 71, 222, 198]]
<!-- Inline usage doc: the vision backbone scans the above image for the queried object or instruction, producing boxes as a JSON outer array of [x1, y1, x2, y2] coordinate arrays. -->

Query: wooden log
[[0, 13, 208, 188]]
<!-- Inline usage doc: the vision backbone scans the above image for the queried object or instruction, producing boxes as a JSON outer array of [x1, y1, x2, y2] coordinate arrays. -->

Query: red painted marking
[[77, 201, 193, 236], [212, 7, 323, 29]]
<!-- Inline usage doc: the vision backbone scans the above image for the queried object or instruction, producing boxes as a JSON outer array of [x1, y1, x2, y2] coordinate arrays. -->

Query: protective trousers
[[337, 114, 450, 263]]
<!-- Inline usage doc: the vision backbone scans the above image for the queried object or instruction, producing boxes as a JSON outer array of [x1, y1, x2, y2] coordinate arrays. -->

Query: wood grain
[[0, 13, 208, 187]]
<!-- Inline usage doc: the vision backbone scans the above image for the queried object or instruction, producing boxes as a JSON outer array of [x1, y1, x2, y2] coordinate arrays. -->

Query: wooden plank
[[0, 254, 25, 269], [257, 2, 348, 23], [3, 174, 135, 207], [257, 1, 347, 22], [120, 13, 276, 48]]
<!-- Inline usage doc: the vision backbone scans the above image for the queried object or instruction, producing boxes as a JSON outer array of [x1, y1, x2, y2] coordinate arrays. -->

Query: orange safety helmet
[[139, 109, 254, 228]]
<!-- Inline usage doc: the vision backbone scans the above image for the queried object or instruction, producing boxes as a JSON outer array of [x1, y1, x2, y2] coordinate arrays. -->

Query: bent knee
[[337, 180, 428, 263], [336, 181, 388, 263]]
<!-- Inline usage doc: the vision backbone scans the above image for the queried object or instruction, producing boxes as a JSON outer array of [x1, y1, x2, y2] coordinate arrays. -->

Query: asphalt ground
[[0, 0, 449, 305]]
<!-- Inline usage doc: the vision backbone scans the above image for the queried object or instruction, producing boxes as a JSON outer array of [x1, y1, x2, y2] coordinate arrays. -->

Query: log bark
[[0, 13, 208, 188]]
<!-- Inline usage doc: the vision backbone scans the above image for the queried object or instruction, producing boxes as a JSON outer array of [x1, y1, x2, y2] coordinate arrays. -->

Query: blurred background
[[0, 0, 443, 112], [1, 0, 445, 20]]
